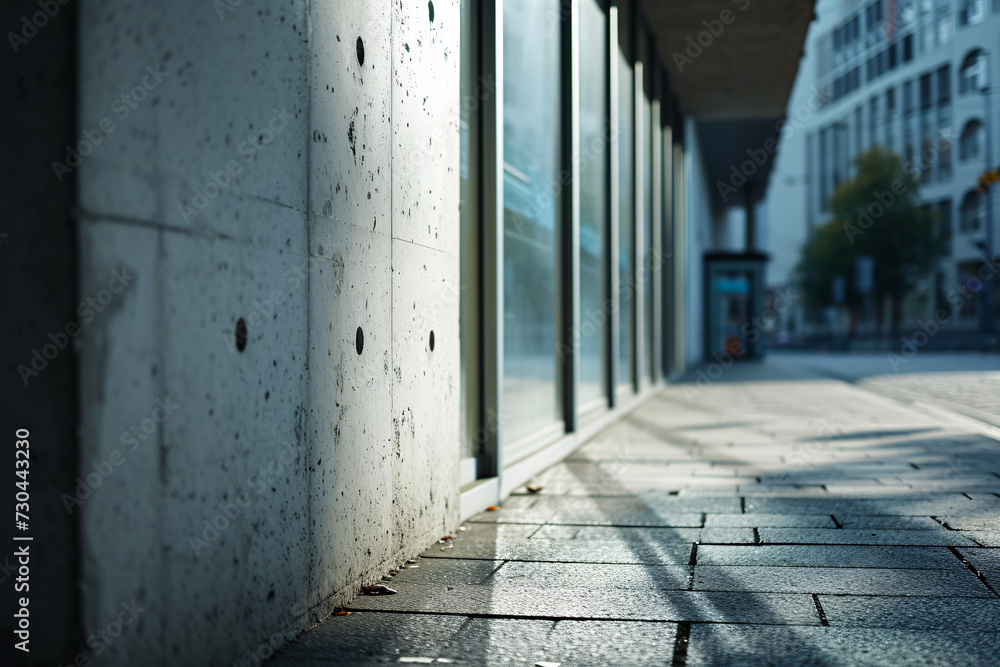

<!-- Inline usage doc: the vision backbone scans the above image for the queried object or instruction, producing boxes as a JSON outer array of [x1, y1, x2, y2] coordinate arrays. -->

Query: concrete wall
[[75, 1, 459, 664]]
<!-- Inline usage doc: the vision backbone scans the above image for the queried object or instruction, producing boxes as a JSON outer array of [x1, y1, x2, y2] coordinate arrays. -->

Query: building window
[[501, 0, 563, 446], [937, 200, 953, 256], [885, 87, 896, 149], [935, 0, 953, 45], [869, 95, 879, 147], [903, 80, 914, 172], [937, 65, 952, 181], [960, 50, 987, 94], [578, 0, 608, 408], [819, 127, 829, 211], [960, 190, 984, 232], [855, 106, 863, 156], [902, 34, 913, 62], [617, 16, 635, 390], [960, 0, 987, 25], [640, 34, 655, 385], [959, 119, 985, 161], [920, 73, 933, 182], [937, 65, 951, 105], [459, 0, 480, 465]]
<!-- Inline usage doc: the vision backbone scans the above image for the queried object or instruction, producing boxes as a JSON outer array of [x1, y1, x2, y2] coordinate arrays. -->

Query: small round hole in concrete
[[235, 318, 248, 352], [356, 326, 364, 355], [428, 1, 435, 22], [356, 36, 365, 67], [429, 330, 435, 351]]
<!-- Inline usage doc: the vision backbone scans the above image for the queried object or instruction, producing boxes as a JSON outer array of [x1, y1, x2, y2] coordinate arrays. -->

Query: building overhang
[[643, 0, 816, 205]]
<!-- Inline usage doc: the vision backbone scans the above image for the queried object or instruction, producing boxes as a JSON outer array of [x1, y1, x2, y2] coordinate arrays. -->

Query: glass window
[[617, 42, 635, 389], [819, 127, 829, 211], [960, 50, 987, 94], [578, 0, 608, 408], [502, 0, 562, 447], [919, 74, 933, 182], [960, 190, 984, 231], [869, 96, 879, 147], [855, 106, 863, 156], [937, 66, 952, 181], [960, 119, 985, 161], [935, 0, 953, 45], [937, 65, 951, 105], [640, 39, 654, 384], [961, 0, 986, 25], [885, 87, 896, 149], [459, 0, 479, 464], [937, 200, 953, 256]]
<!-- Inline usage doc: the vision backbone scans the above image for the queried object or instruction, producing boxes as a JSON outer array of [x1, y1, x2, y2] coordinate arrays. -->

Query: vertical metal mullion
[[662, 108, 674, 379], [480, 0, 504, 479], [674, 130, 686, 372], [561, 0, 580, 431], [607, 4, 620, 407]]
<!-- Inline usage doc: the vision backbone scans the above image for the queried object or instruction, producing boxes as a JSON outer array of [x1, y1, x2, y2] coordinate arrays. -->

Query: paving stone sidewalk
[[269, 358, 1000, 666]]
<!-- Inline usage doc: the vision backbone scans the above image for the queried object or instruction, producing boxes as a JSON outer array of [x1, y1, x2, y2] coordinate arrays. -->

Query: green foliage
[[795, 146, 943, 311]]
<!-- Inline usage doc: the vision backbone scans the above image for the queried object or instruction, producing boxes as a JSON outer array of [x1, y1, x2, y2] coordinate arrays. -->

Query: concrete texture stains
[[75, 0, 460, 664]]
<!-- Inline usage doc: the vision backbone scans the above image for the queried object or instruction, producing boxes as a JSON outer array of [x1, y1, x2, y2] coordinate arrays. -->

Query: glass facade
[[457, 0, 676, 472], [459, 0, 479, 463], [641, 47, 654, 384], [501, 0, 563, 448], [617, 46, 635, 389], [578, 0, 609, 409]]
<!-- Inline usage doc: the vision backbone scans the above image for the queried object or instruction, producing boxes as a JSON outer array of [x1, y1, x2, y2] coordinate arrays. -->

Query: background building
[[767, 0, 1000, 345]]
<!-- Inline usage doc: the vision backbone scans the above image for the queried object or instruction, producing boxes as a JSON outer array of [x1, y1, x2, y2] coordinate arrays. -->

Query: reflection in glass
[[642, 87, 654, 382], [502, 0, 562, 447], [579, 0, 608, 409], [617, 50, 635, 389], [459, 0, 478, 461]]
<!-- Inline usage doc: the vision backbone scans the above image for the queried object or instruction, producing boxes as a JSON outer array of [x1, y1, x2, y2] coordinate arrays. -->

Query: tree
[[795, 147, 943, 337]]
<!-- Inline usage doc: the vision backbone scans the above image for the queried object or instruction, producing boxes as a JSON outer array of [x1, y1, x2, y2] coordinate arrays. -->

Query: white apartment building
[[768, 0, 1000, 338]]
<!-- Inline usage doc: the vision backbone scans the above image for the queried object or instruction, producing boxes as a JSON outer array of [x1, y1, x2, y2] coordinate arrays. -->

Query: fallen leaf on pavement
[[525, 484, 543, 493], [486, 505, 498, 511], [361, 584, 398, 596]]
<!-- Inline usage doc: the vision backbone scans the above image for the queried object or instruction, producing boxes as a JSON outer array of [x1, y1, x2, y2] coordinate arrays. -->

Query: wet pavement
[[269, 355, 1000, 666]]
